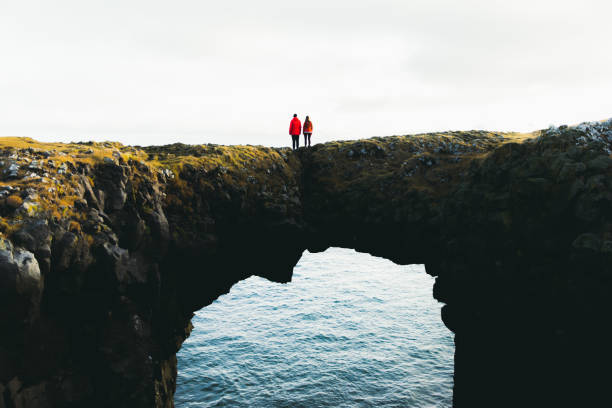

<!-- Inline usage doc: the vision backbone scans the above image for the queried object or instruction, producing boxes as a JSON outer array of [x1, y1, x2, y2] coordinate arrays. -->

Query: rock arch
[[0, 122, 611, 407]]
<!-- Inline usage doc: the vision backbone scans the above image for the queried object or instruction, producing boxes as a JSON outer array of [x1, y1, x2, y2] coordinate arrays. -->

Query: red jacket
[[289, 117, 302, 135]]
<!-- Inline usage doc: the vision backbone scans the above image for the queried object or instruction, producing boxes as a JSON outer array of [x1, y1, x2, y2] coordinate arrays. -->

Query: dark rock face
[[0, 122, 611, 407]]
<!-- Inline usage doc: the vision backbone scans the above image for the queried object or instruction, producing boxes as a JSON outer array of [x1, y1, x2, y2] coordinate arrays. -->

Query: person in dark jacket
[[289, 114, 301, 150], [303, 116, 313, 147]]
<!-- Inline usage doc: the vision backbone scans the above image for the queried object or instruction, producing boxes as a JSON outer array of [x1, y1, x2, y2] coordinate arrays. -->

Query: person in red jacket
[[289, 114, 301, 150], [303, 116, 313, 147]]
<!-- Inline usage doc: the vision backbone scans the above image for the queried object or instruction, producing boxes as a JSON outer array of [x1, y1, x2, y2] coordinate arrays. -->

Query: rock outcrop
[[0, 120, 611, 407]]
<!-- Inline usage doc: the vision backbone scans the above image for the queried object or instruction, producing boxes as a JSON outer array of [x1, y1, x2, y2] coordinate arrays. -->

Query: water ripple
[[176, 248, 454, 407]]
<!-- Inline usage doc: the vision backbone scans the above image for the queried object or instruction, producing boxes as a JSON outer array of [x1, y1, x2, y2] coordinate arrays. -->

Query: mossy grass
[[0, 129, 542, 238]]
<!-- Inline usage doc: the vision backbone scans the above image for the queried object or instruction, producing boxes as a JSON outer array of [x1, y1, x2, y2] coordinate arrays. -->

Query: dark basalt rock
[[0, 239, 43, 325], [0, 122, 611, 407]]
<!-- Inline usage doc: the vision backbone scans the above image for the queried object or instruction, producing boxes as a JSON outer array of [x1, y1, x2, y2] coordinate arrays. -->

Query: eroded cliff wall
[[0, 121, 611, 407]]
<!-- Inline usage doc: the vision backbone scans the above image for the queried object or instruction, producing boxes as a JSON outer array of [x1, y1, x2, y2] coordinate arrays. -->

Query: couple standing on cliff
[[289, 114, 313, 150]]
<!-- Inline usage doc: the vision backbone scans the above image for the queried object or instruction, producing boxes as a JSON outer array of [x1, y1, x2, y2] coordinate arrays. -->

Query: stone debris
[[161, 168, 174, 179], [17, 201, 38, 216], [546, 119, 612, 154], [28, 160, 42, 171], [5, 163, 20, 179]]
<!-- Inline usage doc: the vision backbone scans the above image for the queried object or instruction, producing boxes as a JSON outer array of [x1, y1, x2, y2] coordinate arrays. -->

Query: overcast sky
[[1, 0, 611, 147]]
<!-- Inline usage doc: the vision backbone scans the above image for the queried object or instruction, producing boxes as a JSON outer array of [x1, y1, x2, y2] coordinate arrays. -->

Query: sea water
[[176, 247, 454, 407]]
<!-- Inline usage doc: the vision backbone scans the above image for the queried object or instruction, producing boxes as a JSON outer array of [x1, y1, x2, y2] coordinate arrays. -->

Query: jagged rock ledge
[[1, 120, 611, 407]]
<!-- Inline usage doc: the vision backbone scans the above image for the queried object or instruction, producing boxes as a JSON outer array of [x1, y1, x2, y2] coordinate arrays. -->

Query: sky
[[1, 0, 611, 147]]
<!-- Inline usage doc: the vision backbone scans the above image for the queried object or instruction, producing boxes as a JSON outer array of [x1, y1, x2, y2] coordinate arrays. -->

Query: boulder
[[0, 239, 43, 324]]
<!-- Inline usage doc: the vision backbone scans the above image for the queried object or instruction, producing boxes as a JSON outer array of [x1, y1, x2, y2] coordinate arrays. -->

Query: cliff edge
[[1, 120, 611, 407]]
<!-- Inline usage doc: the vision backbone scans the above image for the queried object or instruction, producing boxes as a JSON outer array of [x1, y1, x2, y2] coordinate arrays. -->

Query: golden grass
[[0, 129, 542, 238], [302, 129, 537, 197], [5, 195, 23, 208]]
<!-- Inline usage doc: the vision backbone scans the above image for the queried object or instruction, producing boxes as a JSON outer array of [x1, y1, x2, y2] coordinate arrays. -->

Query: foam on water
[[176, 248, 454, 407]]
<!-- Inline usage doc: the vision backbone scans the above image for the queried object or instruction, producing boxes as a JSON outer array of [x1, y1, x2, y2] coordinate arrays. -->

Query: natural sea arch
[[1, 124, 611, 407], [160, 129, 612, 408], [175, 248, 455, 407]]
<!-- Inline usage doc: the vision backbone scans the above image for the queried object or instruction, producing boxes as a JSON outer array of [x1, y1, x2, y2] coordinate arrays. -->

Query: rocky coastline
[[1, 120, 611, 407]]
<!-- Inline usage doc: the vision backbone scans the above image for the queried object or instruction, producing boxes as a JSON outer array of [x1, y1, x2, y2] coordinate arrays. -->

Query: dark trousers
[[304, 133, 311, 147], [291, 134, 300, 150]]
